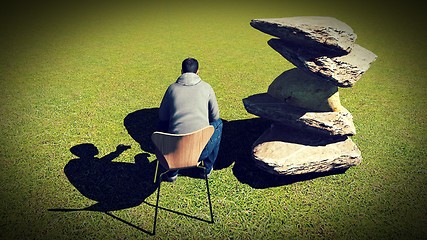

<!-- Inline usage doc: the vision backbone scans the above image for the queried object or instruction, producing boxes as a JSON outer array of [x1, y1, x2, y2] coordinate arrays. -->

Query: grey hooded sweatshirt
[[158, 72, 220, 134]]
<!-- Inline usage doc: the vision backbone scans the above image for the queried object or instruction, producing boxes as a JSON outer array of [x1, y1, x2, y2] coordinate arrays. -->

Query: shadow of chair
[[151, 126, 214, 235]]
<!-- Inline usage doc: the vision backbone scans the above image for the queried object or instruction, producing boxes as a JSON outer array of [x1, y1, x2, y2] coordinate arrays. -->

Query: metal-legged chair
[[151, 126, 214, 234]]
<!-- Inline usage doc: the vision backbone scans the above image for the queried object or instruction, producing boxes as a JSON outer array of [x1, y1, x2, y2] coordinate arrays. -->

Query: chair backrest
[[151, 126, 214, 170]]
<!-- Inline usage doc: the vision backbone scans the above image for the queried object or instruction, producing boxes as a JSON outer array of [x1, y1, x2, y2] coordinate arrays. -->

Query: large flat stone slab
[[268, 68, 346, 112], [252, 124, 362, 175], [268, 39, 378, 87], [250, 16, 356, 56], [243, 93, 356, 136]]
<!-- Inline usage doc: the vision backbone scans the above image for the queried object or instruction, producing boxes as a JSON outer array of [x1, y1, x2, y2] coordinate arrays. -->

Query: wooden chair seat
[[151, 126, 214, 171]]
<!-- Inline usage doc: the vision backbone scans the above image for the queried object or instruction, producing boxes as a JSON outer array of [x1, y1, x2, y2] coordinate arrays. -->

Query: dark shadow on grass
[[62, 144, 158, 211], [124, 108, 159, 154], [215, 118, 272, 170], [233, 159, 348, 189], [50, 144, 159, 234], [216, 118, 348, 189]]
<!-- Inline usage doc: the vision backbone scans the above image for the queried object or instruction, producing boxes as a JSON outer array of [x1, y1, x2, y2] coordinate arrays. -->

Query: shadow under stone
[[218, 119, 349, 189], [233, 157, 348, 189]]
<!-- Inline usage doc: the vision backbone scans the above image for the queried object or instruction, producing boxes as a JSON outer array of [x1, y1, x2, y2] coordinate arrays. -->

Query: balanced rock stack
[[243, 16, 377, 175]]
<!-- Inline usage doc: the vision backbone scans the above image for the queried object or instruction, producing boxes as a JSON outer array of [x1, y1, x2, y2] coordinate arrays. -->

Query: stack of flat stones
[[243, 16, 377, 175]]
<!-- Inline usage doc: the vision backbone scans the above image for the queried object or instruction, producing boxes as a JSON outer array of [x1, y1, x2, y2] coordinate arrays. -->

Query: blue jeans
[[167, 118, 223, 177], [199, 118, 223, 171]]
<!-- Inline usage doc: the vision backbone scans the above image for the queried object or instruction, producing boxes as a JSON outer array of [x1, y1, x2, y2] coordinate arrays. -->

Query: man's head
[[181, 57, 199, 74]]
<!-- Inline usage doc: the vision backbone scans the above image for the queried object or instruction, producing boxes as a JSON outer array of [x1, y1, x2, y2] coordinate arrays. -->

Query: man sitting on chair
[[157, 57, 223, 182]]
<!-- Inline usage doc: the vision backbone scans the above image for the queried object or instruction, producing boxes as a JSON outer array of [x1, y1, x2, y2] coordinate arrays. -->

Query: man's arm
[[208, 87, 220, 122], [158, 86, 171, 132]]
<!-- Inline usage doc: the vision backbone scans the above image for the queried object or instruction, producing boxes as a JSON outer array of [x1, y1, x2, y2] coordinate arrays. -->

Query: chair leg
[[153, 178, 162, 235], [205, 171, 214, 223], [154, 160, 159, 183]]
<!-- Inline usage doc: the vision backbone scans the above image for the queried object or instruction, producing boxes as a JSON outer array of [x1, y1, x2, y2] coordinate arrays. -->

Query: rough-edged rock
[[252, 124, 361, 175], [268, 68, 346, 112], [243, 93, 356, 136], [250, 16, 356, 56], [268, 39, 378, 87]]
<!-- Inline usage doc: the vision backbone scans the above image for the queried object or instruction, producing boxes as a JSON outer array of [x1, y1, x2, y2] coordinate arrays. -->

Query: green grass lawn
[[1, 1, 426, 239]]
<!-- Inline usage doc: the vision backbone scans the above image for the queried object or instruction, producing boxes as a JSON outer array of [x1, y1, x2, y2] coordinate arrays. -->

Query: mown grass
[[1, 1, 426, 239]]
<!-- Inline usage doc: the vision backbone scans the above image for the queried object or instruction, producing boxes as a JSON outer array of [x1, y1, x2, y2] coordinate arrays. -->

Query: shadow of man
[[63, 143, 158, 212]]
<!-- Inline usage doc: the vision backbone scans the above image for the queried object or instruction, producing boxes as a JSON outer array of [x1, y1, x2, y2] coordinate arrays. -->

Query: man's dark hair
[[182, 58, 199, 73]]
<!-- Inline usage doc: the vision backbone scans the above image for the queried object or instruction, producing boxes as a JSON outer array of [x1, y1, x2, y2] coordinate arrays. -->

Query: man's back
[[159, 72, 219, 134]]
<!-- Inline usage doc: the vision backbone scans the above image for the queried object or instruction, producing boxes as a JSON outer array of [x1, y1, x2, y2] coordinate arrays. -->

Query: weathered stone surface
[[268, 68, 347, 112], [243, 93, 356, 136], [268, 39, 377, 87], [250, 16, 356, 56], [252, 124, 362, 175]]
